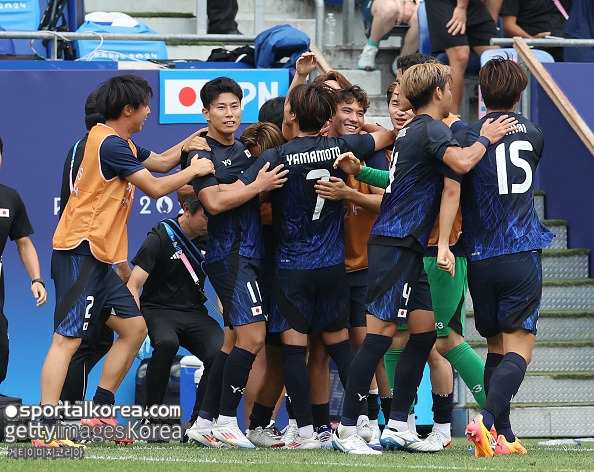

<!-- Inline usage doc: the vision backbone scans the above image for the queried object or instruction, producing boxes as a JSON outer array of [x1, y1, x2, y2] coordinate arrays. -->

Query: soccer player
[[236, 81, 395, 449], [385, 54, 488, 451], [332, 62, 516, 455], [312, 84, 391, 449], [438, 57, 554, 456], [40, 74, 214, 444], [184, 77, 288, 449]]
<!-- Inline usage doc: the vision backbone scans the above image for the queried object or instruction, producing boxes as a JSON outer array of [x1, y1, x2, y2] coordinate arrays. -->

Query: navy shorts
[[468, 251, 542, 338], [205, 255, 266, 328], [275, 264, 350, 334], [425, 0, 499, 53], [347, 269, 369, 329], [51, 250, 140, 339], [366, 244, 432, 324]]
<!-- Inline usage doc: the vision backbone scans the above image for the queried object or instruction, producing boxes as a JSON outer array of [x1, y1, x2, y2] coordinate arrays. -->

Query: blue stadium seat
[[0, 0, 39, 31], [480, 47, 555, 67], [75, 12, 167, 62]]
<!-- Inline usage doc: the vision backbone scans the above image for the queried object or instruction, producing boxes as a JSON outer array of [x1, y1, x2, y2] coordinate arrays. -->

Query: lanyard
[[552, 0, 569, 20], [161, 219, 222, 316], [69, 139, 82, 193]]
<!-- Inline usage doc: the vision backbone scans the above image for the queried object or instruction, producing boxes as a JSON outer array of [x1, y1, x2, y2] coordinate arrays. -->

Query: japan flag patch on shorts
[[397, 309, 407, 318], [251, 306, 263, 317]]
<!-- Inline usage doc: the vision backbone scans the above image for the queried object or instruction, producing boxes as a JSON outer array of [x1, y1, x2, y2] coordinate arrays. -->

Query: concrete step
[[544, 219, 568, 250], [166, 45, 222, 62], [464, 405, 594, 438], [464, 311, 594, 343], [457, 372, 594, 405], [542, 249, 590, 279], [466, 279, 594, 312], [135, 16, 196, 35], [85, 0, 196, 14], [469, 343, 594, 372]]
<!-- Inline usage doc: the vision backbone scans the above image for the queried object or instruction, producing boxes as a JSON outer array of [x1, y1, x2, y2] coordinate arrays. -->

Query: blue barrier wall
[[0, 66, 288, 409], [532, 63, 594, 271]]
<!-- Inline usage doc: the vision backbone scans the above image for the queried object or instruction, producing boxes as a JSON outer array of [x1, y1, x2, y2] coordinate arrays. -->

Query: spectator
[[500, 0, 572, 62], [358, 0, 419, 74], [425, 0, 501, 115], [564, 0, 594, 62], [208, 0, 241, 34]]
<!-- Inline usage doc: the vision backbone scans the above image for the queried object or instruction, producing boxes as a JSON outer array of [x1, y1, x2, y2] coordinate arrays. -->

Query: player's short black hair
[[288, 82, 338, 133], [95, 74, 153, 121], [258, 96, 285, 131], [200, 77, 243, 109], [84, 89, 106, 131], [479, 57, 528, 110], [397, 53, 440, 74]]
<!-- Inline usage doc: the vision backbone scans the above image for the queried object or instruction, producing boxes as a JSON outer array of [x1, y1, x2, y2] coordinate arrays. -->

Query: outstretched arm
[[126, 156, 214, 199], [442, 114, 517, 174], [15, 236, 46, 307], [143, 128, 210, 173], [198, 163, 288, 215]]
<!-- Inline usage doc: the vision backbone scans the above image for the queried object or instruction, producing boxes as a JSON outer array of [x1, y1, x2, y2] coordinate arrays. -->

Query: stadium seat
[[75, 12, 167, 61], [480, 47, 555, 67]]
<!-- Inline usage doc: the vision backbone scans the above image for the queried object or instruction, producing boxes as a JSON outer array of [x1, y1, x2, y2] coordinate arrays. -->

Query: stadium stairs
[[461, 191, 594, 438], [84, 0, 593, 438]]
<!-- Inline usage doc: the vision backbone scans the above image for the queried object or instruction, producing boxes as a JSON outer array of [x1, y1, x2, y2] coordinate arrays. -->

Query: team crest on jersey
[[397, 309, 407, 318], [397, 127, 408, 139], [251, 306, 262, 316]]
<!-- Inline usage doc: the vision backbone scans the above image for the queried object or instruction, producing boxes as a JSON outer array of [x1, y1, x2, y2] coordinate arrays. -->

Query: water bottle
[[324, 13, 337, 48]]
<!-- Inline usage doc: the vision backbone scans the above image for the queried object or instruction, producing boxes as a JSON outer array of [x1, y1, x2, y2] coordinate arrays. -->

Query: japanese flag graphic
[[163, 79, 209, 115], [251, 306, 263, 317], [0, 208, 9, 217]]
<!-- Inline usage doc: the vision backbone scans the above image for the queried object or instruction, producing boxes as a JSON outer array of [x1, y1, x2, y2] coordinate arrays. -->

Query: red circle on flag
[[179, 87, 197, 107]]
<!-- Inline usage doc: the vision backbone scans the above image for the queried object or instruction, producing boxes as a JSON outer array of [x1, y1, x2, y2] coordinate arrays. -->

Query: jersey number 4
[[495, 140, 533, 195]]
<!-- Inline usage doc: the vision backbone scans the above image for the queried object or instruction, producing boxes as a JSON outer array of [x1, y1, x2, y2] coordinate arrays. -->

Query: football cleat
[[280, 421, 299, 445], [380, 427, 441, 453], [80, 417, 134, 444], [211, 422, 255, 449], [316, 425, 333, 449], [422, 430, 452, 451], [494, 434, 527, 455], [332, 429, 382, 455], [246, 426, 285, 448], [186, 425, 227, 448], [284, 432, 322, 450], [465, 414, 495, 457]]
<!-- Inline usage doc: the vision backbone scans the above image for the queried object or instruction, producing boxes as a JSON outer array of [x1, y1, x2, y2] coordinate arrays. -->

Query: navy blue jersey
[[188, 136, 263, 264], [372, 114, 462, 249], [240, 134, 375, 270], [456, 112, 554, 260]]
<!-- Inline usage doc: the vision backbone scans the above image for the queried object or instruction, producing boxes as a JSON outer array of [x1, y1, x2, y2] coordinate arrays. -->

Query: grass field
[[2, 438, 593, 472]]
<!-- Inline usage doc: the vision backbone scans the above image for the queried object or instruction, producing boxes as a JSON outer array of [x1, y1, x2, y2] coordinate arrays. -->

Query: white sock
[[357, 414, 370, 426], [298, 424, 314, 438], [369, 388, 379, 395], [433, 422, 451, 438], [387, 419, 408, 432], [337, 423, 357, 439], [216, 415, 236, 426], [193, 416, 213, 429], [407, 414, 418, 435]]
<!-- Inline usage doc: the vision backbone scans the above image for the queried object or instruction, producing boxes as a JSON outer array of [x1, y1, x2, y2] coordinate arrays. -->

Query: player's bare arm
[[436, 177, 461, 277], [126, 156, 214, 199]]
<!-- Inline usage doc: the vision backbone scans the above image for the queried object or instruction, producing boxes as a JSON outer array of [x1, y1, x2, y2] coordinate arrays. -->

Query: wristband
[[477, 136, 490, 149], [31, 278, 45, 288], [355, 166, 390, 188]]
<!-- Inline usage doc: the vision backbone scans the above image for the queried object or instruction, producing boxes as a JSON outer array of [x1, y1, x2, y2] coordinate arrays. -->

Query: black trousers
[[143, 308, 223, 423], [0, 311, 8, 385], [207, 0, 239, 34]]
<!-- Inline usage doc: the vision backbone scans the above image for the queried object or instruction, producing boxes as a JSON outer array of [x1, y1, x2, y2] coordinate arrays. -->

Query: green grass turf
[[2, 438, 593, 472]]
